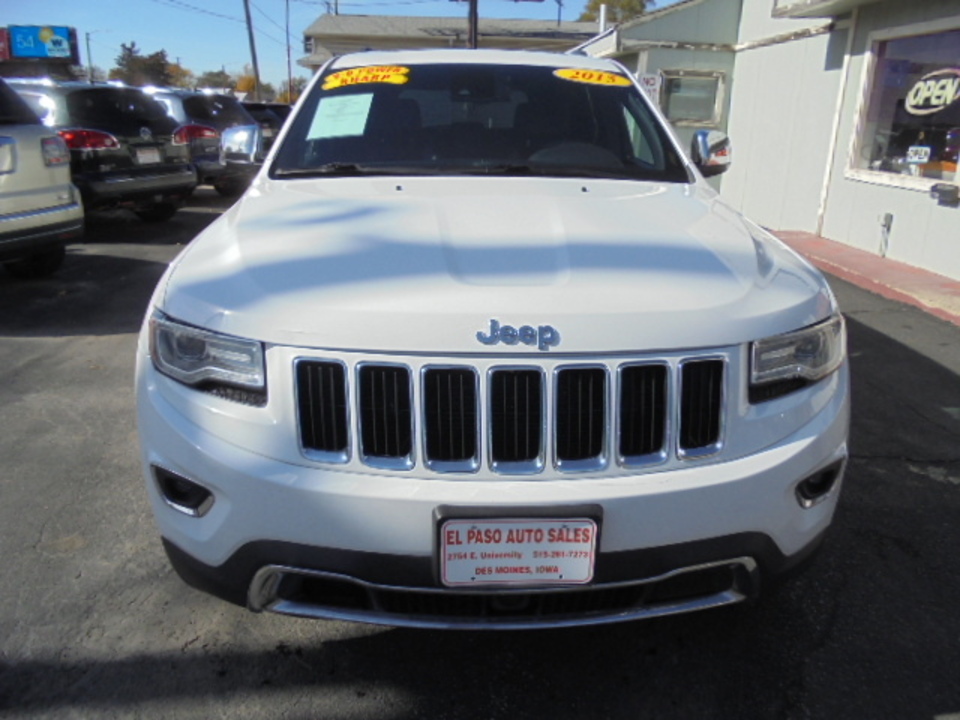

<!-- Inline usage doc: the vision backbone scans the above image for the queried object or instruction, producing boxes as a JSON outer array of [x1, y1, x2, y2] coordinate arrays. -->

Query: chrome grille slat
[[423, 367, 478, 467], [679, 359, 724, 456], [296, 360, 349, 460], [358, 364, 413, 467], [555, 367, 606, 469], [490, 369, 543, 469], [620, 364, 668, 461], [296, 355, 726, 473]]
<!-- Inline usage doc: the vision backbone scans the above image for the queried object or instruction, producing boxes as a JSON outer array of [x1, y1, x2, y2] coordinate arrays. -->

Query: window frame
[[845, 16, 960, 192], [659, 69, 725, 128]]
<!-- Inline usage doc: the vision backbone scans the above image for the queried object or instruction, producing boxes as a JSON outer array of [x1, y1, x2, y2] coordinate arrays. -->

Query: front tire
[[214, 179, 246, 198]]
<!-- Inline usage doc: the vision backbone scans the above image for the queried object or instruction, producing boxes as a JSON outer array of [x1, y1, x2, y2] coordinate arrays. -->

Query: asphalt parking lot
[[1, 188, 959, 719]]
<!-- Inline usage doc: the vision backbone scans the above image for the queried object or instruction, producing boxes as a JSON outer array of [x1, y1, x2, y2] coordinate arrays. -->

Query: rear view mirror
[[691, 130, 731, 177]]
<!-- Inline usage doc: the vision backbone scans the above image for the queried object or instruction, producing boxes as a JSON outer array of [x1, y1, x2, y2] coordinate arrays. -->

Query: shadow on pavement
[[0, 189, 230, 338]]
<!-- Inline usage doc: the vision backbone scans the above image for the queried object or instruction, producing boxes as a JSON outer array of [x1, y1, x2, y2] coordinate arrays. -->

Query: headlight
[[750, 314, 845, 402], [149, 312, 265, 394]]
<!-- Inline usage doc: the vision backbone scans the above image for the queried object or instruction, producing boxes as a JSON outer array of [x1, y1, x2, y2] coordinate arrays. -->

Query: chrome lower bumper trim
[[248, 557, 759, 630]]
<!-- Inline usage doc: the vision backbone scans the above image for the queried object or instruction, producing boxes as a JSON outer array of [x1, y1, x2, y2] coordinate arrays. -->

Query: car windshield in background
[[0, 80, 40, 125], [65, 88, 176, 134], [183, 95, 252, 126], [272, 63, 690, 182]]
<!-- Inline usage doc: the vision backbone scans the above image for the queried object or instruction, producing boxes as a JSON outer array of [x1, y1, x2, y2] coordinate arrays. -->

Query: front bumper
[[137, 349, 849, 628]]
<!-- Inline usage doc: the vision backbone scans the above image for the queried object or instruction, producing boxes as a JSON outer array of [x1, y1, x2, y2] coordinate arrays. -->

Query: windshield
[[0, 80, 40, 125], [183, 95, 254, 127], [66, 88, 177, 135], [272, 62, 690, 182]]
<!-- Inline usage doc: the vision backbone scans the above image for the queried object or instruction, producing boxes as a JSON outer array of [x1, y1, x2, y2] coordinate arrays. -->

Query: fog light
[[154, 466, 214, 517], [796, 461, 843, 508]]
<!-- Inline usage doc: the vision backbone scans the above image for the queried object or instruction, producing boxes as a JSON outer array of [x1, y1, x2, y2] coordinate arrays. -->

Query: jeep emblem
[[476, 319, 560, 351]]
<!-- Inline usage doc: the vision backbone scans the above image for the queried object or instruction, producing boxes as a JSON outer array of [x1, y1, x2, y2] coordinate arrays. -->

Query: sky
[[2, 0, 604, 89]]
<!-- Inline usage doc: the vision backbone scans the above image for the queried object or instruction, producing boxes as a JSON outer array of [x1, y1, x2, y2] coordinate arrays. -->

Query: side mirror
[[691, 130, 732, 178]]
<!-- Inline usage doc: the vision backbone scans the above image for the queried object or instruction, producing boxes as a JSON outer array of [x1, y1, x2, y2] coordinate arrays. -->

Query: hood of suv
[[160, 177, 834, 353]]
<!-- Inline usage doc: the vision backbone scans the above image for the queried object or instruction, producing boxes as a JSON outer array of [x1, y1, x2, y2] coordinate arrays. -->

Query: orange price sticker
[[322, 66, 410, 90]]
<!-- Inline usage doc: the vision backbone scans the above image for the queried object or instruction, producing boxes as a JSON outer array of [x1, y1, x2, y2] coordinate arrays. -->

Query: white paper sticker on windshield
[[307, 93, 374, 140]]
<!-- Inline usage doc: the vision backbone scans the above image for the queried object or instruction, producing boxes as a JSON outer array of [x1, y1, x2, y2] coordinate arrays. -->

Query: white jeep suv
[[136, 50, 849, 629]]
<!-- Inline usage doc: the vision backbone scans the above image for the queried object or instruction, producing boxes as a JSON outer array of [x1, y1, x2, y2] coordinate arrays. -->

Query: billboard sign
[[8, 26, 73, 59]]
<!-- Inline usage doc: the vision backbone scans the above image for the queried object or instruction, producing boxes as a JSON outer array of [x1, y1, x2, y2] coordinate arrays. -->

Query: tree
[[166, 62, 195, 89], [110, 42, 174, 86], [578, 0, 651, 24], [196, 69, 234, 91], [277, 76, 308, 104]]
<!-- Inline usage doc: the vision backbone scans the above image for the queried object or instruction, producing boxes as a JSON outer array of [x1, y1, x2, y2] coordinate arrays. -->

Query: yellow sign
[[554, 68, 632, 87], [322, 66, 410, 90]]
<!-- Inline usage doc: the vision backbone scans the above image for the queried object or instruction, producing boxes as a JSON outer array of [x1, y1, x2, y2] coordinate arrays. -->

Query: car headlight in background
[[750, 314, 846, 403], [149, 311, 266, 404]]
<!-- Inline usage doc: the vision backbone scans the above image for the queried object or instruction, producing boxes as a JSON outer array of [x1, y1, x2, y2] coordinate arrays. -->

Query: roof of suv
[[323, 48, 629, 71], [144, 87, 255, 130]]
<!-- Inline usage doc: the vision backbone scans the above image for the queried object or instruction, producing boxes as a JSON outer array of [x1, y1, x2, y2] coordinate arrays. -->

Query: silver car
[[0, 78, 83, 279]]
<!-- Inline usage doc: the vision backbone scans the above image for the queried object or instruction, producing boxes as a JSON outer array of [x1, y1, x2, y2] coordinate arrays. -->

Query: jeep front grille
[[296, 356, 725, 474]]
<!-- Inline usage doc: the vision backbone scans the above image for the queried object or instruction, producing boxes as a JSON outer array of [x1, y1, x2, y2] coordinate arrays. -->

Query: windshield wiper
[[274, 163, 373, 178], [457, 163, 538, 175], [273, 163, 439, 178]]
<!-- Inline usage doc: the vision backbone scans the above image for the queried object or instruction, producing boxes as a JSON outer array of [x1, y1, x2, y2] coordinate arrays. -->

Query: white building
[[577, 0, 960, 281]]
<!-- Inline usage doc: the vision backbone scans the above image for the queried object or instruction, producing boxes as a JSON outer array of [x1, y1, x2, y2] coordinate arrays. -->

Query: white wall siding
[[721, 16, 843, 232]]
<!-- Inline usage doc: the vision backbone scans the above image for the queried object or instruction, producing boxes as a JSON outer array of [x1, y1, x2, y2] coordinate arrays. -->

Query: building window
[[854, 27, 959, 184], [661, 70, 724, 127], [303, 36, 314, 55]]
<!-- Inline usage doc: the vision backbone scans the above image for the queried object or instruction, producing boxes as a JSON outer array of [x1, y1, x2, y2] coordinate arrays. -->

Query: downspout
[[816, 7, 859, 237]]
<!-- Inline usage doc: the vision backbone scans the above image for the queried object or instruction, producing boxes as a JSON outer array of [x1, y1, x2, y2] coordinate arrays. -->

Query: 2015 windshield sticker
[[554, 68, 631, 87], [322, 66, 410, 90]]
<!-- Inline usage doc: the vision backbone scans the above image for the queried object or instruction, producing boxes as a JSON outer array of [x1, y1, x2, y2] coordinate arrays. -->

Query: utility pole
[[242, 0, 262, 101], [468, 0, 478, 49], [286, 0, 293, 101], [85, 32, 93, 83]]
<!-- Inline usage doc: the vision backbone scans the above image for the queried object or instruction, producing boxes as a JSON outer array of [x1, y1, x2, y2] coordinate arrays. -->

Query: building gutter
[[732, 22, 835, 52]]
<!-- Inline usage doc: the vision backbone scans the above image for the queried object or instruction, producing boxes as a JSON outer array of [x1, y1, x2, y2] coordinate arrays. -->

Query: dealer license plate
[[440, 518, 597, 587], [136, 147, 161, 165]]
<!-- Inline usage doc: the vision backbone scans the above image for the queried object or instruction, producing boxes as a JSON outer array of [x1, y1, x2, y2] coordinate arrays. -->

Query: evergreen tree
[[110, 42, 173, 86]]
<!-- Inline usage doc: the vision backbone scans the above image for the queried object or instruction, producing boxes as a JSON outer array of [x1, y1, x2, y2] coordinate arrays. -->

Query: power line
[[147, 0, 245, 24], [252, 0, 295, 39]]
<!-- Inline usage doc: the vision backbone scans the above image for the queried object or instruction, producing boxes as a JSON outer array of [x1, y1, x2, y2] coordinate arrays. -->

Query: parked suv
[[146, 88, 261, 196], [137, 50, 849, 630], [11, 80, 196, 222], [0, 78, 83, 278], [241, 101, 291, 156]]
